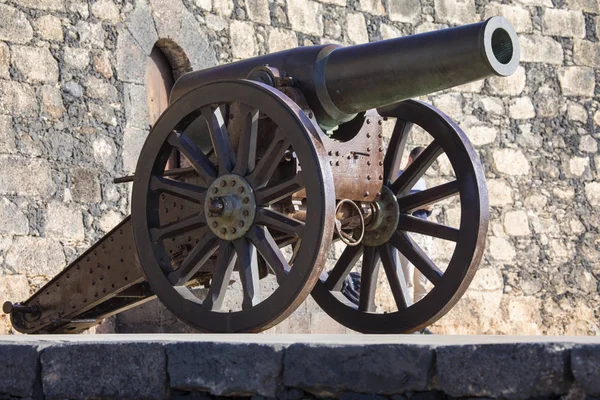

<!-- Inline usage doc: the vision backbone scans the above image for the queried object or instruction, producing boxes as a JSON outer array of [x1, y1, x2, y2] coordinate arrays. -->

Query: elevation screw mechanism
[[2, 301, 40, 316]]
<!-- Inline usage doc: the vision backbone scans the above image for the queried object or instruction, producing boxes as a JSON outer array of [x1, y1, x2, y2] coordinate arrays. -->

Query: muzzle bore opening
[[491, 28, 513, 65]]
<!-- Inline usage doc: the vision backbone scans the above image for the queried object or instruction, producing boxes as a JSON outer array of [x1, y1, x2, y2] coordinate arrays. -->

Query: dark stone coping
[[0, 335, 598, 400]]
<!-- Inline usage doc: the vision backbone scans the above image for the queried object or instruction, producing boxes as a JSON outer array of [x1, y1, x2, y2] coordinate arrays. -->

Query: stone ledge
[[0, 335, 598, 400]]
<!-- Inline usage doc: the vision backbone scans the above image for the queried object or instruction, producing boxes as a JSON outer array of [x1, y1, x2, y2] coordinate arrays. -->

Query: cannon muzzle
[[323, 16, 519, 115], [171, 16, 519, 129]]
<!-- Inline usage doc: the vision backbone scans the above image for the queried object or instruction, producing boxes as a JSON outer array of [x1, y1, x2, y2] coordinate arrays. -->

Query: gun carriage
[[3, 17, 520, 334]]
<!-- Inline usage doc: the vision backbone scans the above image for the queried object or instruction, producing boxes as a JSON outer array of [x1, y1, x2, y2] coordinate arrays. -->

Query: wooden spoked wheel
[[311, 100, 489, 333], [131, 79, 334, 332]]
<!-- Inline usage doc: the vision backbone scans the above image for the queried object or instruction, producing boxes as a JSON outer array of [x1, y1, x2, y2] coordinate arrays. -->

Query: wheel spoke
[[398, 214, 459, 242], [233, 238, 260, 309], [399, 180, 460, 213], [247, 130, 290, 189], [359, 246, 380, 312], [247, 225, 290, 284], [167, 131, 216, 185], [150, 176, 206, 204], [168, 232, 218, 285], [384, 120, 412, 185], [254, 172, 304, 205], [201, 106, 235, 176], [202, 240, 237, 311], [389, 231, 442, 286], [378, 243, 411, 309], [232, 106, 259, 176], [390, 140, 443, 197], [255, 207, 305, 237], [324, 244, 363, 291], [150, 213, 206, 242]]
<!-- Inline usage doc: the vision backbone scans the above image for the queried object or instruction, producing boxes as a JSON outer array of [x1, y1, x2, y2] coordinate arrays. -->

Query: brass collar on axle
[[205, 174, 256, 241]]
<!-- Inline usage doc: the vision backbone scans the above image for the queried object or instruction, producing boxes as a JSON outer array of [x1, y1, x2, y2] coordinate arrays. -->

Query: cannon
[[3, 17, 520, 334]]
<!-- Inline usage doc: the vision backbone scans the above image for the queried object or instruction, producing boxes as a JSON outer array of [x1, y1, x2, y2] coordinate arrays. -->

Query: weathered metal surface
[[311, 100, 489, 333], [170, 17, 519, 129]]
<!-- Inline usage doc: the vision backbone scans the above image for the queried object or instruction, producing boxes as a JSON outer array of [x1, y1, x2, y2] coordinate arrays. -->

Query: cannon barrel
[[170, 16, 519, 129]]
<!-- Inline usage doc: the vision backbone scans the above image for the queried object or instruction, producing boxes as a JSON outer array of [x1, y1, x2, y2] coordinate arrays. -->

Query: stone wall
[[1, 336, 600, 399], [0, 0, 599, 335]]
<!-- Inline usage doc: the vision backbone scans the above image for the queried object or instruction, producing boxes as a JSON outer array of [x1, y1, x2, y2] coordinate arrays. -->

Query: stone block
[[76, 21, 105, 48], [173, 9, 217, 71], [20, 0, 64, 10], [509, 97, 535, 120], [93, 135, 118, 170], [123, 127, 149, 172], [572, 345, 600, 396], [573, 40, 600, 68], [543, 9, 585, 38], [246, 0, 270, 24], [5, 236, 65, 276], [0, 114, 16, 154], [437, 343, 572, 398], [230, 20, 257, 59], [585, 181, 600, 207], [387, 0, 420, 23], [40, 85, 65, 120], [99, 210, 122, 233], [558, 67, 595, 97], [0, 156, 53, 198], [0, 197, 28, 235], [91, 0, 121, 23], [46, 201, 85, 242], [88, 102, 117, 126], [63, 47, 90, 70], [487, 236, 515, 261], [359, 0, 385, 16], [287, 0, 323, 36], [206, 14, 228, 31], [380, 23, 401, 40], [503, 210, 530, 236], [273, 310, 311, 333], [93, 51, 114, 79], [492, 149, 530, 176], [0, 343, 40, 397], [487, 179, 513, 206], [488, 65, 526, 96], [579, 135, 598, 153], [268, 28, 297, 53], [520, 35, 563, 64], [71, 168, 101, 203], [310, 311, 347, 334], [11, 46, 59, 84], [124, 83, 149, 130], [347, 13, 369, 44], [568, 156, 589, 177], [0, 42, 8, 79], [568, 101, 588, 123], [196, 0, 212, 11], [320, 0, 346, 6], [284, 343, 434, 396], [34, 15, 64, 42], [0, 4, 33, 44], [464, 124, 497, 146], [41, 343, 168, 400], [567, 0, 599, 13], [167, 342, 284, 397], [434, 0, 477, 25], [116, 29, 146, 83], [127, 1, 158, 54], [484, 3, 532, 33], [432, 93, 463, 116], [85, 76, 118, 101]]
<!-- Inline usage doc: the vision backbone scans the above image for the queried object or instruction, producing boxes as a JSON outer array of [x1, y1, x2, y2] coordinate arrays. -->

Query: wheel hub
[[204, 174, 256, 240], [360, 185, 399, 246]]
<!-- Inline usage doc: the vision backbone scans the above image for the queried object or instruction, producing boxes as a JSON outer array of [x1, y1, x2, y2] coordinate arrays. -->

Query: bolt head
[[230, 180, 236, 186], [212, 187, 218, 193], [243, 210, 249, 216], [239, 221, 245, 228], [364, 191, 370, 197], [243, 197, 249, 204], [239, 187, 245, 193], [220, 181, 227, 187], [230, 227, 237, 234], [220, 227, 227, 234], [212, 221, 219, 228]]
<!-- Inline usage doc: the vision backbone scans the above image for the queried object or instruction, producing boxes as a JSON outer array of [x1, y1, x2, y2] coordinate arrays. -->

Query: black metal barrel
[[170, 16, 519, 128], [322, 16, 519, 115]]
